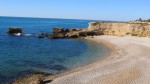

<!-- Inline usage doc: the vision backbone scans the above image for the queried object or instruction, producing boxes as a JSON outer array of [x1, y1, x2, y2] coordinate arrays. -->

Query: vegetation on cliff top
[[135, 18, 150, 22]]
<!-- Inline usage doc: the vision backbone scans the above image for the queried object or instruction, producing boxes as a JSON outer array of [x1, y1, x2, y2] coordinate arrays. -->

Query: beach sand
[[48, 36, 150, 84]]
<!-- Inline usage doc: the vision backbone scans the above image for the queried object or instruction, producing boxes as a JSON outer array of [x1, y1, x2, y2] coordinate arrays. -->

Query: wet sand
[[49, 36, 150, 84]]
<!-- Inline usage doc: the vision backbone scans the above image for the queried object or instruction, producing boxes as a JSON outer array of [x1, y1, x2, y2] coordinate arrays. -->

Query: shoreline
[[44, 37, 116, 82], [11, 37, 114, 84], [43, 36, 117, 83], [49, 35, 150, 84]]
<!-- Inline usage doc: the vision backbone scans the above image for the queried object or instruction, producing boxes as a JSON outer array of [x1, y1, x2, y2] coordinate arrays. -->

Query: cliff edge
[[88, 22, 150, 37]]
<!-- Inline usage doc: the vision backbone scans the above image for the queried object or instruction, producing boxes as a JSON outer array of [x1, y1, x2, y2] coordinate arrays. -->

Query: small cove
[[0, 16, 111, 83]]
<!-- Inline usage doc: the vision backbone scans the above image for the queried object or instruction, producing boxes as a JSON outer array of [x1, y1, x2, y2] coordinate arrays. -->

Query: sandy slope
[[49, 36, 150, 84]]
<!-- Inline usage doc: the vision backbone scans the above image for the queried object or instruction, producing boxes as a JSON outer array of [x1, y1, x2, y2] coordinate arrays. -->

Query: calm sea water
[[0, 16, 110, 83]]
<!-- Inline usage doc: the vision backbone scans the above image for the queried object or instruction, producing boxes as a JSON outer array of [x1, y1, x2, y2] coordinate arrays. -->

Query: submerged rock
[[8, 69, 53, 84], [10, 73, 46, 84]]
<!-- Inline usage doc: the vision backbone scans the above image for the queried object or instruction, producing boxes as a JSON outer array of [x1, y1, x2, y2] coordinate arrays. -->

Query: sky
[[0, 0, 150, 21]]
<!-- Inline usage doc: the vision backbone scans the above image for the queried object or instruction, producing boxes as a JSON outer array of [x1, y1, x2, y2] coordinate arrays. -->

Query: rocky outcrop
[[45, 28, 91, 39], [8, 28, 22, 34], [88, 22, 150, 37], [53, 28, 65, 34]]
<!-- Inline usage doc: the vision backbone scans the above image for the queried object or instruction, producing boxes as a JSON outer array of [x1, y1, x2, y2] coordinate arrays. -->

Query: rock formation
[[8, 22, 150, 39], [88, 22, 150, 37], [8, 28, 22, 34], [45, 28, 90, 39]]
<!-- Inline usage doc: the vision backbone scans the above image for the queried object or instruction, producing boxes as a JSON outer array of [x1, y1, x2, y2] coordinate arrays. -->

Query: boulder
[[38, 32, 45, 38], [8, 28, 22, 34]]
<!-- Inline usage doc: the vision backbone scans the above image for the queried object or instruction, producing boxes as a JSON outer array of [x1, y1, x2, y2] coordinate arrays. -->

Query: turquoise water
[[0, 16, 110, 83]]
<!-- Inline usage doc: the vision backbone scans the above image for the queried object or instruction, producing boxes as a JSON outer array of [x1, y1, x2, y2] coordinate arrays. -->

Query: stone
[[38, 32, 45, 38], [8, 28, 22, 34]]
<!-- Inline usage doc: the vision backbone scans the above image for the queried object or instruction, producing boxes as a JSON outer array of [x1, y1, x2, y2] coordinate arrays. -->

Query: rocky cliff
[[88, 22, 150, 37]]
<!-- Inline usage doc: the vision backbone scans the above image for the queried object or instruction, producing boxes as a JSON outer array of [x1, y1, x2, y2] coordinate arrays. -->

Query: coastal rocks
[[39, 28, 87, 39], [65, 28, 78, 33], [46, 28, 66, 39], [8, 28, 22, 34], [8, 28, 22, 36], [79, 31, 97, 37], [7, 27, 99, 39], [52, 28, 66, 39], [67, 32, 79, 38], [53, 28, 65, 33], [88, 22, 150, 37], [38, 32, 45, 38]]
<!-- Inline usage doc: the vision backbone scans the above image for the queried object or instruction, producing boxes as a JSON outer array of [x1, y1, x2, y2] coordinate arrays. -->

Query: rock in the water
[[67, 32, 78, 38], [8, 28, 22, 34], [38, 32, 45, 38], [52, 33, 66, 39], [65, 28, 77, 33], [53, 28, 65, 34]]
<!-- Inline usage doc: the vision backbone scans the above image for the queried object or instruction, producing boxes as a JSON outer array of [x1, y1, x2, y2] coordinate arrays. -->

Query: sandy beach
[[49, 35, 150, 84]]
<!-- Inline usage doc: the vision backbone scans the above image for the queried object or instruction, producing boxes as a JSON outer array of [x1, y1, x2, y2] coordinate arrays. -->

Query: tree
[[138, 18, 142, 21]]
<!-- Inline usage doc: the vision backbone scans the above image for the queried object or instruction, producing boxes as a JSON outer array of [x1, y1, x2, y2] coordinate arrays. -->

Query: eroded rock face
[[8, 28, 22, 34], [88, 22, 150, 37]]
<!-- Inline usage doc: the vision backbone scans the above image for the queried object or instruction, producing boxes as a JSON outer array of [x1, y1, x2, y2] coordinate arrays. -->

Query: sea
[[0, 16, 111, 83]]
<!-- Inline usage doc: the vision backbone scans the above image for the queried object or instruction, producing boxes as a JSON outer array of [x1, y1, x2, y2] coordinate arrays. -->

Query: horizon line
[[0, 15, 121, 22], [0, 15, 98, 21]]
